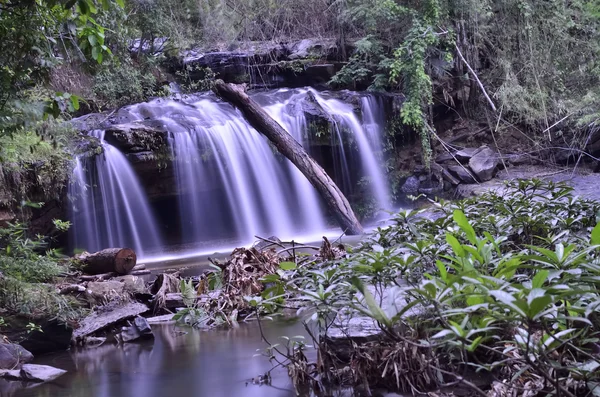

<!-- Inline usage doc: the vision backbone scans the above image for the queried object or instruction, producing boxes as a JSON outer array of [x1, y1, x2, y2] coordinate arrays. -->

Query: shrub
[[251, 180, 600, 395]]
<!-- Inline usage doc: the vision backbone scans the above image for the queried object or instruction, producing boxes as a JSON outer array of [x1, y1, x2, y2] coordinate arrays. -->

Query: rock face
[[469, 147, 499, 181], [173, 39, 352, 89], [0, 344, 33, 369]]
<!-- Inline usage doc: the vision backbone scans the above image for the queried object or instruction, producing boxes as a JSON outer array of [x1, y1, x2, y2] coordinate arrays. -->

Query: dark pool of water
[[4, 320, 309, 397]]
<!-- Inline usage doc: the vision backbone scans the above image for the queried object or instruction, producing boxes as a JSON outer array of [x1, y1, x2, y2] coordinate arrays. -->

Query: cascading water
[[309, 90, 391, 212], [69, 131, 163, 257], [70, 88, 392, 256]]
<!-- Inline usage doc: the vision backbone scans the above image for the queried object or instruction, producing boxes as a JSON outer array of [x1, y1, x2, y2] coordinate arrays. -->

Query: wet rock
[[119, 316, 154, 343], [455, 147, 483, 163], [400, 176, 420, 194], [469, 147, 499, 181], [134, 316, 152, 335], [72, 302, 149, 344], [20, 364, 66, 383], [0, 369, 21, 380], [448, 165, 477, 184], [147, 314, 175, 324], [0, 344, 33, 369]]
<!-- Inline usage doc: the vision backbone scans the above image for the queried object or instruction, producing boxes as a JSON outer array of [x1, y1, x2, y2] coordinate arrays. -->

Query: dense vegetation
[[1, 1, 600, 394], [237, 180, 600, 395]]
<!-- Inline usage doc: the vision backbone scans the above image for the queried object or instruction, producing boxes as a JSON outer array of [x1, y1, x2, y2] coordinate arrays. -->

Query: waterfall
[[308, 90, 391, 212], [69, 131, 163, 257], [70, 88, 391, 256]]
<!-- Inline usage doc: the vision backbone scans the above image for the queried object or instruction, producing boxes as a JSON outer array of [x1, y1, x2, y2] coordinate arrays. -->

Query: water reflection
[[9, 321, 307, 397]]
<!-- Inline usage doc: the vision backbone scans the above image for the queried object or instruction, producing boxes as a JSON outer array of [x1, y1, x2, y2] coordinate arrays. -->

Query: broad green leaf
[[592, 222, 600, 245], [446, 233, 464, 257], [532, 270, 549, 288], [279, 261, 296, 270], [453, 210, 476, 244]]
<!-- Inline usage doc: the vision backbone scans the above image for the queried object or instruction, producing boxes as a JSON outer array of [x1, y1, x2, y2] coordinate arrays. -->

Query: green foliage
[[251, 180, 600, 394], [92, 58, 161, 109], [0, 219, 83, 324], [0, 0, 124, 133]]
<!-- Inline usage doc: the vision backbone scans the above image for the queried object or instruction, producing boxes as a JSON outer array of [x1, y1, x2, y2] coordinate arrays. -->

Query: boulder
[[469, 148, 499, 181], [455, 147, 483, 163], [400, 176, 420, 194], [20, 364, 67, 383], [0, 343, 33, 369], [448, 165, 477, 184]]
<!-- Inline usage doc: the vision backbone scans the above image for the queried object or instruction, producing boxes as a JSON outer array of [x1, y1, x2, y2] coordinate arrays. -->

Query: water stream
[[7, 321, 309, 397]]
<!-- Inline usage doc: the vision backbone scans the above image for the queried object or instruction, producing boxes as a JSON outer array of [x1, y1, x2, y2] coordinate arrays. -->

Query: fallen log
[[79, 248, 137, 275], [212, 81, 364, 235]]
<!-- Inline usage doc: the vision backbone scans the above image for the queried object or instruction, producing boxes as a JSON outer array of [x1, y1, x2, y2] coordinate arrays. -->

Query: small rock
[[134, 316, 152, 336], [0, 343, 33, 369], [20, 364, 66, 383], [119, 325, 141, 343], [120, 316, 153, 343], [448, 165, 477, 184], [0, 369, 21, 379], [455, 147, 483, 162], [146, 314, 175, 324], [400, 176, 420, 194], [469, 148, 499, 181]]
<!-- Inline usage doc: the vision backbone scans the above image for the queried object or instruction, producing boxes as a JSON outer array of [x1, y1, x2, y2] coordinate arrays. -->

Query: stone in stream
[[119, 316, 154, 343], [469, 147, 499, 181], [447, 164, 477, 184], [72, 302, 149, 344], [20, 364, 67, 382], [0, 364, 67, 383], [0, 343, 33, 369]]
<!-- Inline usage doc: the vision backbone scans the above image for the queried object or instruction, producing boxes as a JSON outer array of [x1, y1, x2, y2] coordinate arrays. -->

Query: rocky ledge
[[168, 38, 353, 89]]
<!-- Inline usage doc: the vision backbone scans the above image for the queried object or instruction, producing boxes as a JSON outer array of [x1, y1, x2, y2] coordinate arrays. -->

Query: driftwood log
[[80, 248, 137, 275], [212, 80, 364, 235]]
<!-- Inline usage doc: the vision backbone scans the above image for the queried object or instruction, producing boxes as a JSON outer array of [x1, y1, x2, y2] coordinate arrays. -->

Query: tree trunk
[[80, 248, 137, 275], [212, 80, 364, 235]]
